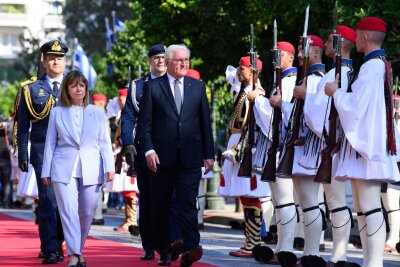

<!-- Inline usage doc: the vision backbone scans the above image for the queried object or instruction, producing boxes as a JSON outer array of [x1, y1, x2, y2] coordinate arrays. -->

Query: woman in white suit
[[42, 70, 115, 267]]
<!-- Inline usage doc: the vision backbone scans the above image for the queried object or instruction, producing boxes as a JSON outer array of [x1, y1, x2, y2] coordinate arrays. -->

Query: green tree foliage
[[3, 0, 400, 131], [63, 0, 132, 55], [0, 81, 19, 117]]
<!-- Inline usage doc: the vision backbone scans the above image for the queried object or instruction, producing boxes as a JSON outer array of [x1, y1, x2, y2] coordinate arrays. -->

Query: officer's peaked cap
[[40, 40, 68, 56]]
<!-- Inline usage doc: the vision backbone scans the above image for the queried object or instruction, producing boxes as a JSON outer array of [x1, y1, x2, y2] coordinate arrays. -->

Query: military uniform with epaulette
[[15, 40, 68, 264]]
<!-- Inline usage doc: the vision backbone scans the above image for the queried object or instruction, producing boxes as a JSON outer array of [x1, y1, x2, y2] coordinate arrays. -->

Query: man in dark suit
[[16, 40, 67, 264], [121, 44, 167, 261], [137, 44, 214, 267]]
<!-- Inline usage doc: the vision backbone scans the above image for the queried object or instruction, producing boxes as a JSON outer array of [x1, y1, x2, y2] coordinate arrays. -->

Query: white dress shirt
[[45, 75, 63, 94], [145, 73, 185, 158], [71, 105, 84, 178], [167, 72, 184, 102]]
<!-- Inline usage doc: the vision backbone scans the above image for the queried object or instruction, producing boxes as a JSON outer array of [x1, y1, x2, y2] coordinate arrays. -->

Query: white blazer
[[41, 104, 114, 185]]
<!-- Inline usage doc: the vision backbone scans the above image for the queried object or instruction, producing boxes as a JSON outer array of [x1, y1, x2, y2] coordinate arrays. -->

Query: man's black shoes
[[41, 253, 58, 264], [180, 245, 203, 267], [141, 250, 155, 260], [158, 253, 171, 266]]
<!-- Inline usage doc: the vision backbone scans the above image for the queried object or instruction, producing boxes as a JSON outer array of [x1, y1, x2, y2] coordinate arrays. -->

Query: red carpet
[[0, 213, 216, 267]]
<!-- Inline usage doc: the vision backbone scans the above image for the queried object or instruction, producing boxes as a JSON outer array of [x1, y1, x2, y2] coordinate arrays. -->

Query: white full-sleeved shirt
[[254, 68, 297, 139], [334, 57, 390, 162], [304, 61, 352, 138]]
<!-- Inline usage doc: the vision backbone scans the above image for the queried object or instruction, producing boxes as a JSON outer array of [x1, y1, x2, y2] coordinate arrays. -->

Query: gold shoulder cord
[[23, 85, 55, 123], [13, 77, 37, 151]]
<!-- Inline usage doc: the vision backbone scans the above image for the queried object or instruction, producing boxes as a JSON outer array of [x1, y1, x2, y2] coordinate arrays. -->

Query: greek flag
[[105, 17, 113, 52], [115, 17, 125, 32], [73, 41, 97, 89]]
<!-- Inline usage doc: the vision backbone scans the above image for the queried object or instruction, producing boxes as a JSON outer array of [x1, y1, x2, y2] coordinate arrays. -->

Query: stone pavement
[[2, 202, 400, 266]]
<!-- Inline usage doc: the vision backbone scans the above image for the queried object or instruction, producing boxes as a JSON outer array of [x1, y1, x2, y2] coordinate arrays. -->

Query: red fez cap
[[308, 35, 324, 48], [92, 93, 107, 102], [335, 25, 357, 43], [277, 41, 295, 54], [239, 56, 263, 69], [118, 88, 128, 97], [357, 17, 386, 33], [186, 69, 201, 80]]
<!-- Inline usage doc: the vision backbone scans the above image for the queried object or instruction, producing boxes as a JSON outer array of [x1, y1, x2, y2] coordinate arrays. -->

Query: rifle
[[261, 20, 282, 182], [238, 24, 259, 177], [394, 76, 399, 125], [276, 5, 310, 177], [315, 1, 340, 184]]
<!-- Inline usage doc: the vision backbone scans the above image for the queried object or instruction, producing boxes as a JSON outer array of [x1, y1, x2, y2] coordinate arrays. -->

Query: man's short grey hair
[[165, 44, 191, 60]]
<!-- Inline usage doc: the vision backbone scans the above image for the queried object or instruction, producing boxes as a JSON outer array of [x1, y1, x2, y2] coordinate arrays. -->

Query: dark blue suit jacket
[[17, 75, 58, 164], [137, 74, 214, 168]]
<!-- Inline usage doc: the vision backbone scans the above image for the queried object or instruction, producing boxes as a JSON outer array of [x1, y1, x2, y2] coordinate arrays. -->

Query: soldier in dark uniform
[[16, 40, 67, 264], [121, 44, 166, 261]]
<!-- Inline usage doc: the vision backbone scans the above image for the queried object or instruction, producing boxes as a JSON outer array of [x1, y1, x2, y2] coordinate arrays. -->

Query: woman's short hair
[[60, 70, 89, 107], [165, 44, 191, 60]]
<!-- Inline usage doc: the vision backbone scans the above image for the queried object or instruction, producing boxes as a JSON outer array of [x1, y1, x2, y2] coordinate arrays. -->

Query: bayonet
[[248, 24, 258, 72], [300, 5, 310, 59], [333, 1, 338, 33], [272, 20, 281, 70], [273, 20, 278, 50], [303, 5, 309, 37], [250, 24, 254, 54]]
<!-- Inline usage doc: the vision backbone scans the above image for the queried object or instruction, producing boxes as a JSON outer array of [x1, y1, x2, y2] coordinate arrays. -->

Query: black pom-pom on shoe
[[300, 255, 326, 267], [128, 225, 140, 236], [277, 251, 297, 267], [252, 245, 274, 263]]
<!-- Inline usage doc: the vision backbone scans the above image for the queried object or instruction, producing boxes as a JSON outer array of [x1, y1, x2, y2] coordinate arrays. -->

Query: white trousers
[[352, 180, 386, 267], [293, 175, 322, 256], [270, 177, 296, 253], [382, 186, 400, 247], [53, 178, 100, 256], [324, 178, 351, 263]]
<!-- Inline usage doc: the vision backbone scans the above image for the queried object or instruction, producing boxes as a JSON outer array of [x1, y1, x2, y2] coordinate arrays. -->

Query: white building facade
[[0, 0, 65, 80]]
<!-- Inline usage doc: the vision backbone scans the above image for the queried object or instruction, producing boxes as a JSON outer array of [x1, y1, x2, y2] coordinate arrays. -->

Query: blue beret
[[148, 44, 166, 58], [40, 40, 68, 56]]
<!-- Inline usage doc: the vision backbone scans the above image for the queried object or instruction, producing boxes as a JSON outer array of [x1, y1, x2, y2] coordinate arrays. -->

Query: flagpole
[[105, 17, 110, 51], [72, 37, 78, 71], [111, 10, 116, 36]]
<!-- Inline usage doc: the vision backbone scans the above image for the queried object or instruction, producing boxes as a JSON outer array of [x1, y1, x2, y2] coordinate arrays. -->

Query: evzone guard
[[325, 17, 400, 267], [275, 33, 327, 264], [297, 24, 357, 265], [249, 38, 300, 265], [218, 56, 271, 258]]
